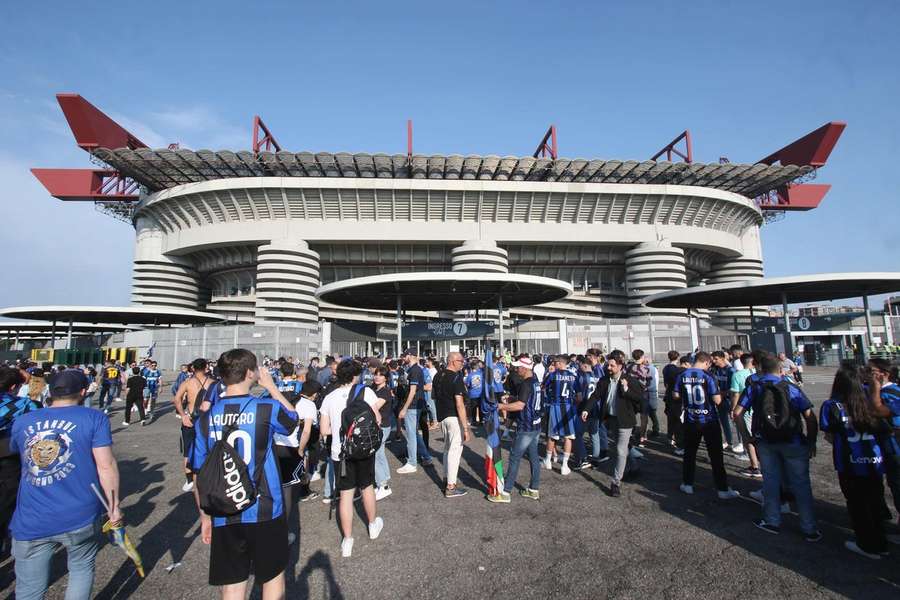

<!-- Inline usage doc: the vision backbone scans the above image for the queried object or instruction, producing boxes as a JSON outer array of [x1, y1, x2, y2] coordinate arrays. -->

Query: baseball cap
[[511, 356, 534, 369], [48, 369, 88, 397]]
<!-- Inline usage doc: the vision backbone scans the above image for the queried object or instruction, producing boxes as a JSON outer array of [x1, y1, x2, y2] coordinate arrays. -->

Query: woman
[[820, 366, 890, 559], [371, 365, 394, 501]]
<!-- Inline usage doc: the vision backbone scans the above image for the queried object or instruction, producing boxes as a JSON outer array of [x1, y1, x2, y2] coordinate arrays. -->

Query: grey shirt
[[606, 373, 621, 417]]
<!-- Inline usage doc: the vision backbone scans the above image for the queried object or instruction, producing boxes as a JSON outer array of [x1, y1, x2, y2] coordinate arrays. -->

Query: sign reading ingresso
[[402, 321, 495, 340]]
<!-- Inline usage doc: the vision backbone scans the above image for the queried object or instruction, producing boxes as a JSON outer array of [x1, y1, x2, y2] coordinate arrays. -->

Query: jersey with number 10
[[543, 369, 579, 405], [677, 368, 720, 425], [516, 376, 542, 432]]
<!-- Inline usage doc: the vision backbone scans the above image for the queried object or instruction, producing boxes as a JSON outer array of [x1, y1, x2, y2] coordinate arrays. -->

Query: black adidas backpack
[[196, 398, 258, 517], [756, 380, 802, 443], [339, 384, 383, 462]]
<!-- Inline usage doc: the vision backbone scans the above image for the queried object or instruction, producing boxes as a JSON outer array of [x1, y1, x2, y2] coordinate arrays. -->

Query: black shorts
[[335, 455, 375, 492], [180, 426, 194, 459], [209, 518, 288, 586], [275, 445, 304, 486]]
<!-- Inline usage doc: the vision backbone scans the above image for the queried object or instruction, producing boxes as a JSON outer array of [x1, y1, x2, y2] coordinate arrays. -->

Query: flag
[[146, 342, 156, 359], [480, 349, 504, 496], [103, 519, 145, 578]]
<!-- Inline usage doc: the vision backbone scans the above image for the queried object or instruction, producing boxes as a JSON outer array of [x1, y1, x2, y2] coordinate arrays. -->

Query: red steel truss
[[650, 130, 692, 163], [252, 115, 281, 153], [31, 168, 140, 201], [532, 125, 558, 160]]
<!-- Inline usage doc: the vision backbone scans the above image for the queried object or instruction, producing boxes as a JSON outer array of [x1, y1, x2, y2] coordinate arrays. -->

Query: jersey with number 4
[[677, 368, 720, 425], [543, 369, 579, 405], [190, 394, 298, 527]]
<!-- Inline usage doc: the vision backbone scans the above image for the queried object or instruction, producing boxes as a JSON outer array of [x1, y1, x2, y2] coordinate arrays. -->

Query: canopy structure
[[317, 272, 572, 350], [643, 273, 900, 355]]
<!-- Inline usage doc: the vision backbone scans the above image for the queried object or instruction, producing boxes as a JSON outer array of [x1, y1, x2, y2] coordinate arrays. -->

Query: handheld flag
[[92, 484, 145, 578], [480, 349, 504, 497]]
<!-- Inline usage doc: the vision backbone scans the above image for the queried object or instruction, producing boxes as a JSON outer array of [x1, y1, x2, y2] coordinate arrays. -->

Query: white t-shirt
[[732, 358, 743, 372], [427, 366, 438, 382], [320, 385, 378, 461], [533, 362, 546, 383], [274, 396, 318, 448]]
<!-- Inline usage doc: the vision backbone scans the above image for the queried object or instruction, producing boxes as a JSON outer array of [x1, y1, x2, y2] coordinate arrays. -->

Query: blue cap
[[48, 369, 88, 397]]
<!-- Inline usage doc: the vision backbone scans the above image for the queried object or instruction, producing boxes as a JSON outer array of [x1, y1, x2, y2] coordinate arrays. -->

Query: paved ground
[[2, 369, 899, 599]]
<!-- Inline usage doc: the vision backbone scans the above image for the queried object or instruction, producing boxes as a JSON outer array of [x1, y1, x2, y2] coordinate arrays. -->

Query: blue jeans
[[374, 426, 392, 487], [424, 393, 437, 422], [96, 384, 113, 410], [403, 408, 432, 465], [504, 429, 541, 493], [13, 521, 99, 600], [756, 441, 817, 533], [718, 406, 735, 446], [574, 413, 608, 462]]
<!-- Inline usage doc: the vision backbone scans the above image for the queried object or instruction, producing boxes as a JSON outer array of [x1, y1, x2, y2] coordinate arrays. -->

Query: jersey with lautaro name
[[543, 369, 579, 405], [191, 394, 298, 527], [820, 398, 887, 476], [677, 368, 720, 425]]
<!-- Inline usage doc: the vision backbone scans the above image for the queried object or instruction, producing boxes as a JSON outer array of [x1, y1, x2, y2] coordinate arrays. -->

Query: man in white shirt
[[532, 355, 546, 383], [319, 360, 384, 558]]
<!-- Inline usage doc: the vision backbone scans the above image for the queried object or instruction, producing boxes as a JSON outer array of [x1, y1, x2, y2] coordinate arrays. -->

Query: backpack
[[756, 380, 801, 443], [192, 378, 221, 420], [195, 398, 258, 517], [339, 384, 383, 463]]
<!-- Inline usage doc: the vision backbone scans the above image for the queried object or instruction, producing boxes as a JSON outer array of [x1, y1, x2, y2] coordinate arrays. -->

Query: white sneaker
[[181, 480, 194, 493], [121, 421, 129, 427], [679, 484, 694, 495], [396, 463, 417, 474], [718, 489, 740, 500], [340, 537, 354, 558], [722, 442, 730, 450], [629, 447, 644, 459], [749, 489, 764, 503], [309, 471, 322, 482], [368, 517, 384, 540], [731, 444, 745, 454], [560, 463, 571, 476], [375, 485, 392, 501]]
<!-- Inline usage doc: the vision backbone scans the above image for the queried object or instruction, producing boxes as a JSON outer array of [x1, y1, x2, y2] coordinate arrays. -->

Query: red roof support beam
[[31, 168, 139, 202], [407, 119, 413, 160], [56, 94, 147, 151], [757, 183, 831, 212], [758, 122, 846, 167], [533, 125, 558, 160], [651, 130, 692, 163], [252, 116, 281, 153]]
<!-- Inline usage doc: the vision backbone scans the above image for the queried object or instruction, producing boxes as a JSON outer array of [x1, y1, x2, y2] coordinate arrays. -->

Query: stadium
[[26, 94, 845, 362]]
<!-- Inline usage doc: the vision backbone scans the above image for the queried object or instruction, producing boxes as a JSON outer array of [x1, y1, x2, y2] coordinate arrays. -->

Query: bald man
[[432, 352, 471, 497]]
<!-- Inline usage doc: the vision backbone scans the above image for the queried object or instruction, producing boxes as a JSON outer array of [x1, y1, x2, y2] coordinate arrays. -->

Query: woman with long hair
[[820, 366, 890, 559]]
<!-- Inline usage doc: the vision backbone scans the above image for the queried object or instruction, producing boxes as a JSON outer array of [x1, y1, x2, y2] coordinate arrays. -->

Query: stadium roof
[[93, 147, 812, 198], [0, 321, 134, 334], [0, 306, 225, 326]]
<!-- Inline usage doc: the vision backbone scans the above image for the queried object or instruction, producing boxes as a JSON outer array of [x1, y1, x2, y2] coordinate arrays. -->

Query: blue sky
[[1, 1, 897, 309]]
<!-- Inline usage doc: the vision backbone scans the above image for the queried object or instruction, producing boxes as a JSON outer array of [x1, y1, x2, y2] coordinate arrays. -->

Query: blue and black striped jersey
[[543, 369, 579, 405]]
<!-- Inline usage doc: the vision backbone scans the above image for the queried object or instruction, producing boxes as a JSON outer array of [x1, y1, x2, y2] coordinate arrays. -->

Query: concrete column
[[624, 241, 687, 317], [132, 217, 201, 310], [451, 240, 508, 273], [706, 256, 765, 330], [254, 239, 320, 324]]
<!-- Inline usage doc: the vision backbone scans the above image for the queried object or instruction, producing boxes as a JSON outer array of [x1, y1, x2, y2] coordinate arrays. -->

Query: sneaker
[[487, 492, 511, 504], [288, 532, 297, 546], [560, 463, 571, 476], [322, 495, 333, 505], [673, 448, 685, 457], [804, 530, 823, 543], [445, 486, 468, 498], [591, 453, 610, 464], [141, 420, 148, 427], [739, 467, 762, 478], [844, 540, 881, 559], [299, 491, 319, 503], [609, 483, 621, 497], [731, 443, 745, 454], [722, 442, 730, 450], [375, 485, 393, 501], [637, 438, 647, 448], [181, 480, 194, 493], [340, 537, 354, 558], [542, 457, 552, 470], [629, 447, 644, 459], [572, 460, 592, 471], [309, 471, 322, 483], [121, 421, 129, 427], [749, 489, 764, 503], [679, 484, 694, 495], [520, 488, 540, 500], [754, 519, 780, 535], [368, 517, 384, 540], [397, 463, 418, 474], [718, 489, 740, 500]]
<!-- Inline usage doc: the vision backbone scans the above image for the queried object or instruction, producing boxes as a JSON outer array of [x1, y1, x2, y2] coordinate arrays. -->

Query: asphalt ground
[[2, 370, 899, 600]]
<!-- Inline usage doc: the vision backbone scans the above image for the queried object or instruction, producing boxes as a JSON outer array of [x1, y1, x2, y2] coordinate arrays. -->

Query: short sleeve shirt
[[738, 374, 812, 444], [407, 364, 426, 409], [320, 386, 378, 461], [433, 369, 467, 422], [515, 376, 542, 432], [676, 368, 720, 425]]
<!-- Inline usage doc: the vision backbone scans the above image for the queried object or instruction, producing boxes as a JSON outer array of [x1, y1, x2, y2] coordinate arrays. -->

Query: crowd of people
[[0, 342, 897, 599]]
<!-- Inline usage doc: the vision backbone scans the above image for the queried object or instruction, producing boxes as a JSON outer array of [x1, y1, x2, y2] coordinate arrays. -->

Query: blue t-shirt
[[711, 365, 735, 398], [516, 376, 542, 432], [543, 369, 579, 405], [592, 363, 606, 380], [820, 398, 887, 476], [10, 406, 112, 540], [880, 383, 900, 454], [422, 366, 433, 401], [191, 394, 298, 527], [490, 363, 507, 394], [677, 368, 720, 425], [738, 374, 812, 444], [466, 369, 484, 400]]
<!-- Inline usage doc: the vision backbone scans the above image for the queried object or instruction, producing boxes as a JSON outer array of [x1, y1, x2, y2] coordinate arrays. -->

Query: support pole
[[50, 320, 57, 353], [66, 319, 73, 350], [863, 294, 874, 358], [688, 310, 699, 351], [498, 295, 505, 355], [781, 292, 793, 356], [396, 295, 403, 355]]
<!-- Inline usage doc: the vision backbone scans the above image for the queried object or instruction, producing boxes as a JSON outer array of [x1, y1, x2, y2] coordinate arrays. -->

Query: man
[[318, 360, 384, 558], [532, 354, 546, 384], [711, 351, 740, 454], [581, 351, 643, 497], [583, 349, 609, 463], [396, 349, 433, 473], [728, 344, 744, 372], [661, 350, 684, 456], [490, 356, 543, 503], [673, 352, 739, 500], [731, 353, 762, 478], [173, 358, 213, 493], [190, 350, 298, 598], [122, 366, 148, 426], [423, 357, 438, 430], [273, 363, 319, 519], [778, 352, 799, 383], [465, 360, 484, 427], [543, 354, 579, 475], [142, 360, 161, 418], [316, 356, 337, 387], [626, 350, 653, 448], [431, 352, 471, 497], [170, 363, 191, 410], [734, 352, 821, 541], [96, 361, 120, 414], [571, 357, 600, 470], [307, 356, 322, 382], [10, 369, 121, 600]]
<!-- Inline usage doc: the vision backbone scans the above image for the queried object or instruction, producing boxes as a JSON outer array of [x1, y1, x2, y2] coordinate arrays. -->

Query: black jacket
[[583, 374, 644, 429]]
